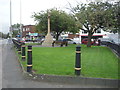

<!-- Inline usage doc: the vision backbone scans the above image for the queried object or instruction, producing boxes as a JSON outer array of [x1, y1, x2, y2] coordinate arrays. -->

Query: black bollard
[[98, 39, 101, 46], [15, 41, 18, 50], [75, 45, 81, 76], [65, 42, 68, 47], [52, 42, 54, 47], [22, 42, 26, 61], [27, 45, 32, 73], [60, 43, 63, 47], [18, 43, 21, 54], [13, 40, 17, 49], [16, 43, 19, 50]]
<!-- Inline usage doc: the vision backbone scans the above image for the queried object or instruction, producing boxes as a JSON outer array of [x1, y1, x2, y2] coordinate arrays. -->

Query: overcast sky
[[0, 0, 118, 33], [0, 0, 89, 33]]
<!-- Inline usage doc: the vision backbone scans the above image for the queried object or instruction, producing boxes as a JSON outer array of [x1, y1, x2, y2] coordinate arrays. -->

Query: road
[[0, 39, 3, 89], [107, 33, 120, 44], [1, 39, 96, 88], [0, 39, 8, 89]]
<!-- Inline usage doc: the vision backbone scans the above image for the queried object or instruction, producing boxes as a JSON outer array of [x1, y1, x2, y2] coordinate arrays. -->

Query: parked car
[[98, 38, 115, 43], [62, 38, 76, 44], [12, 38, 18, 40], [98, 38, 116, 45], [81, 38, 99, 45], [40, 38, 56, 43]]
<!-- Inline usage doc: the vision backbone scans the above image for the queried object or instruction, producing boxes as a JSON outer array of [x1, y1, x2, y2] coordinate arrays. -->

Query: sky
[[0, 0, 88, 33], [0, 0, 118, 33]]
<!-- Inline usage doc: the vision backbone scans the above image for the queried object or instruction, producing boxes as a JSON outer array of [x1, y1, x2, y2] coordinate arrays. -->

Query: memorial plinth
[[42, 33, 53, 46]]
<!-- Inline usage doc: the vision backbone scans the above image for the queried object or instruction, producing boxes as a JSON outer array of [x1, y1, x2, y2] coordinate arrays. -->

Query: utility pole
[[20, 0, 22, 41], [10, 0, 12, 41]]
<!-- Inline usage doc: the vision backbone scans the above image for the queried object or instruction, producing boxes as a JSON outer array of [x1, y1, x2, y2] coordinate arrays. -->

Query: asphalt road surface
[[0, 39, 3, 89], [108, 33, 120, 44]]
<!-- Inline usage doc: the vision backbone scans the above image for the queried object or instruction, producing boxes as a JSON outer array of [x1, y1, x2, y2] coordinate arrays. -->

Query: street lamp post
[[20, 0, 22, 41], [10, 0, 12, 41]]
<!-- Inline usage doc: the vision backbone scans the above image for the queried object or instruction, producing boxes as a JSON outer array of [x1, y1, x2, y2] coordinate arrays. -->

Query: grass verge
[[16, 44, 120, 79]]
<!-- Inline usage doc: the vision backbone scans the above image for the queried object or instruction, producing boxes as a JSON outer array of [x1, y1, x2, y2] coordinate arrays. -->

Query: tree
[[11, 23, 22, 37], [0, 32, 3, 38], [89, 1, 120, 35], [112, 1, 120, 35], [71, 2, 115, 47], [32, 9, 79, 40], [0, 32, 9, 39]]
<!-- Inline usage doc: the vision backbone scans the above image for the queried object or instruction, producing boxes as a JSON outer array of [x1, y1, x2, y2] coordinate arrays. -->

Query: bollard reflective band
[[22, 56, 26, 57], [16, 42, 21, 45], [18, 51, 21, 52], [75, 68, 81, 70], [28, 50, 32, 51], [27, 65, 32, 66], [76, 51, 81, 53]]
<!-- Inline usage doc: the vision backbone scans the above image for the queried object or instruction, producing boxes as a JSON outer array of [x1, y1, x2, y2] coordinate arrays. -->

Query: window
[[23, 28, 25, 31], [26, 28, 27, 31]]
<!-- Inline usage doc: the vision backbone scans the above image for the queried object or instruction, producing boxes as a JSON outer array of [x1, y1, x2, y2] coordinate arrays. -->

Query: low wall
[[101, 41, 120, 57], [24, 72, 119, 88]]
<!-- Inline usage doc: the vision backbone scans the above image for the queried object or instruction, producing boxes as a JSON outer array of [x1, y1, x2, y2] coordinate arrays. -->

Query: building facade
[[79, 29, 109, 41], [22, 25, 36, 37], [60, 29, 110, 43]]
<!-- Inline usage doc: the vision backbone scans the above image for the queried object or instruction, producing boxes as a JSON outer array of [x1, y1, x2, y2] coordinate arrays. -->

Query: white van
[[73, 38, 81, 44]]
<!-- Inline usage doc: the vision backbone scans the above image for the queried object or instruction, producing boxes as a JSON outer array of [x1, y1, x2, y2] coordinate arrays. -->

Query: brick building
[[22, 25, 36, 37]]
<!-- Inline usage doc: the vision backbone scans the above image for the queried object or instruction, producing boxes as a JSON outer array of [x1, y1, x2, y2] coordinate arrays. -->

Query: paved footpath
[[0, 42, 2, 89], [1, 40, 118, 88]]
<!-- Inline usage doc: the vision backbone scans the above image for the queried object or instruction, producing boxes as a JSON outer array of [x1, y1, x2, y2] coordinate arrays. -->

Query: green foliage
[[32, 9, 79, 40], [12, 23, 21, 29], [72, 2, 117, 47], [111, 1, 120, 33], [12, 30, 19, 37], [0, 32, 9, 39], [0, 32, 3, 38], [11, 23, 22, 37], [77, 2, 114, 30]]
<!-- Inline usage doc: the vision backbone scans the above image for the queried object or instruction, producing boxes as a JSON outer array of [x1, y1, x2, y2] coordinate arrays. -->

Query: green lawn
[[20, 44, 120, 79]]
